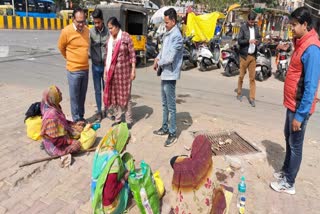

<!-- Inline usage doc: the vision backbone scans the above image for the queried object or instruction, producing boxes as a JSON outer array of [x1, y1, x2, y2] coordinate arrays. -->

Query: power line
[[304, 2, 320, 11], [304, 0, 320, 7]]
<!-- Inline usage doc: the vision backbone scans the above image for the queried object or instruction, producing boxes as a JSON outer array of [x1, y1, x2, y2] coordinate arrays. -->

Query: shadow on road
[[261, 140, 285, 171], [132, 105, 154, 125], [233, 88, 250, 101], [176, 112, 193, 138]]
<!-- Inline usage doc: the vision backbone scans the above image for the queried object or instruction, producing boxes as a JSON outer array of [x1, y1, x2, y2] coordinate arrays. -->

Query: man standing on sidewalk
[[58, 7, 89, 122], [237, 12, 261, 107], [90, 8, 108, 122], [153, 8, 183, 147], [271, 7, 320, 195]]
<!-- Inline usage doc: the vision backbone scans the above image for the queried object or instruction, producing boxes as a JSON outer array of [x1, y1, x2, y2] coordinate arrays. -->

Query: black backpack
[[24, 102, 42, 122]]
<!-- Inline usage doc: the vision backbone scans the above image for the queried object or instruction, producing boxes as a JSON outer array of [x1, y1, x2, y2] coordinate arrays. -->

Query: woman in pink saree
[[40, 85, 84, 156], [103, 17, 136, 129]]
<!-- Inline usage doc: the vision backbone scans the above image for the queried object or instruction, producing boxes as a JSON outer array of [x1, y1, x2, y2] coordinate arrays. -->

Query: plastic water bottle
[[239, 196, 246, 214], [141, 160, 148, 175], [237, 176, 246, 210], [92, 123, 100, 131], [140, 187, 153, 214]]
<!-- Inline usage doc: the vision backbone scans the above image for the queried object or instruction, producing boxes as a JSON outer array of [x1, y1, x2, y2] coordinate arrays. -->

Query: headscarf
[[172, 135, 213, 191], [41, 85, 62, 114], [40, 85, 70, 133]]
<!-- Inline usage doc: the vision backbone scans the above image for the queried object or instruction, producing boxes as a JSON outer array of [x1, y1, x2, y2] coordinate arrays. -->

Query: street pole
[[25, 0, 28, 17], [11, 0, 15, 16]]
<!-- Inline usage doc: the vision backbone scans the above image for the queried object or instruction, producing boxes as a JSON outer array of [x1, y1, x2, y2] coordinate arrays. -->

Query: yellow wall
[[0, 16, 72, 30]]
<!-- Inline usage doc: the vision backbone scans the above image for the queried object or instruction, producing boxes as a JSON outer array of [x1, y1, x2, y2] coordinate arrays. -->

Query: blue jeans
[[92, 64, 105, 113], [282, 109, 310, 185], [67, 70, 88, 121], [161, 80, 176, 135]]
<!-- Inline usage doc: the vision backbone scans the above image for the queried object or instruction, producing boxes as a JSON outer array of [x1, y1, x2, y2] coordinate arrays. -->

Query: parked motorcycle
[[255, 43, 272, 81], [146, 36, 159, 60], [181, 35, 198, 71], [197, 37, 221, 71], [275, 41, 291, 82], [221, 44, 240, 76]]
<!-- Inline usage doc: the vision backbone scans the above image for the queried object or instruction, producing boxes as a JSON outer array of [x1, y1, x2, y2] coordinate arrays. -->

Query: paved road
[[0, 30, 319, 213], [1, 30, 318, 139]]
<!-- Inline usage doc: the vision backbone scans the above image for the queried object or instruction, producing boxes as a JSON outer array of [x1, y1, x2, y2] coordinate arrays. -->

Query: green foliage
[[188, 0, 240, 12]]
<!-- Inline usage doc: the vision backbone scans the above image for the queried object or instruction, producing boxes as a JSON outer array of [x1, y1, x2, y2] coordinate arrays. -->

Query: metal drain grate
[[192, 131, 260, 156]]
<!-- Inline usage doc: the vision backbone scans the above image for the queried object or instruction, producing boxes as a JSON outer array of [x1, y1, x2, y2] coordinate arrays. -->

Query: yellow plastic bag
[[153, 170, 165, 198], [25, 116, 42, 141], [79, 126, 97, 150]]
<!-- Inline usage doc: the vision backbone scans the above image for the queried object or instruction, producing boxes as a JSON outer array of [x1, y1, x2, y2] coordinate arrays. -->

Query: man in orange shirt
[[58, 7, 89, 122]]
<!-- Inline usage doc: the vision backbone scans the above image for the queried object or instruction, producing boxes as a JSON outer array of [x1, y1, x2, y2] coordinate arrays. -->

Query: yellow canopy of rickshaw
[[227, 3, 241, 12], [186, 12, 225, 42]]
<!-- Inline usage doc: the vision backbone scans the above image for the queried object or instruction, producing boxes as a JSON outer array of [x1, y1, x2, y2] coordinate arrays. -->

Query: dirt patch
[[216, 171, 228, 182]]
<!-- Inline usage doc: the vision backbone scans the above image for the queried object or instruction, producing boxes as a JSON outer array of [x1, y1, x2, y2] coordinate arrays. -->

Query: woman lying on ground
[[40, 85, 85, 156]]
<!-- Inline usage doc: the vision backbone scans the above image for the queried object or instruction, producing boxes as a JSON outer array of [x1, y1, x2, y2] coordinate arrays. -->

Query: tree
[[201, 0, 240, 12]]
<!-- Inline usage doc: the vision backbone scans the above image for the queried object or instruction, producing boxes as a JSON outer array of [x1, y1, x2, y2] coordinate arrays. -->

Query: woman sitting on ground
[[40, 85, 85, 156], [171, 135, 219, 213], [91, 123, 131, 213]]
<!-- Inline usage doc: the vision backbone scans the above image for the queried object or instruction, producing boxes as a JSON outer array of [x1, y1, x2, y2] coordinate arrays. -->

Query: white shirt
[[248, 26, 255, 54]]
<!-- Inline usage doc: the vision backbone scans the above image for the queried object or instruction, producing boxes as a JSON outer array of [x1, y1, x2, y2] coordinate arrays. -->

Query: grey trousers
[[67, 70, 88, 121]]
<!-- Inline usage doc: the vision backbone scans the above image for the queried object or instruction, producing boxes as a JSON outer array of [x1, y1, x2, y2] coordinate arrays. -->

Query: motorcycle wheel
[[193, 62, 197, 67], [224, 65, 231, 77], [256, 72, 263, 81], [136, 57, 142, 67], [181, 61, 188, 71], [267, 69, 272, 77], [199, 62, 206, 72], [217, 61, 221, 69], [280, 70, 286, 82]]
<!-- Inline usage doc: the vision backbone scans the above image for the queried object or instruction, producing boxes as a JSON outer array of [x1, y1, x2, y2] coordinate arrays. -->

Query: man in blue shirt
[[271, 7, 320, 195], [153, 8, 183, 147]]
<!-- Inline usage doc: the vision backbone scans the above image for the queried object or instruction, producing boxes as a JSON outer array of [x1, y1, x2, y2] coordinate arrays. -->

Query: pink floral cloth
[[173, 172, 215, 214]]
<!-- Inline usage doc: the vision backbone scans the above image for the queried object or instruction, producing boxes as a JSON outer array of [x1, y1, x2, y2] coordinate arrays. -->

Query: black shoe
[[236, 95, 243, 102], [249, 99, 256, 107], [105, 111, 115, 121], [96, 112, 103, 122], [112, 121, 121, 127], [164, 134, 178, 147], [153, 128, 169, 136], [127, 123, 133, 129]]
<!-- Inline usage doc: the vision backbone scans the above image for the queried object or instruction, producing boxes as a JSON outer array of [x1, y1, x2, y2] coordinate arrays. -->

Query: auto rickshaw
[[97, 3, 148, 65], [0, 5, 14, 16], [59, 8, 94, 28], [59, 10, 73, 19], [86, 7, 95, 29]]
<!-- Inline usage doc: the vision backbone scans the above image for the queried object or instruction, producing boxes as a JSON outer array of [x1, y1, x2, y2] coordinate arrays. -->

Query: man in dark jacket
[[237, 12, 261, 107], [90, 8, 109, 121]]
